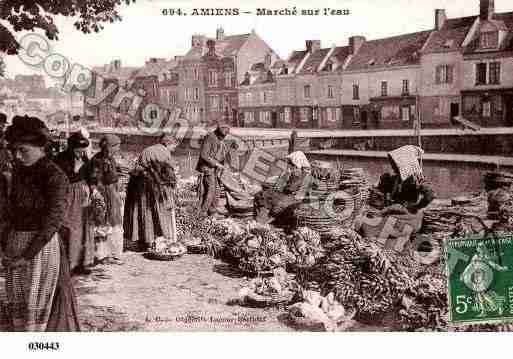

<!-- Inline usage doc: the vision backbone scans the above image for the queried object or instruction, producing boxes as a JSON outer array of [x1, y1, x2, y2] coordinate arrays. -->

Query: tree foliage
[[0, 56, 5, 77], [0, 0, 136, 55]]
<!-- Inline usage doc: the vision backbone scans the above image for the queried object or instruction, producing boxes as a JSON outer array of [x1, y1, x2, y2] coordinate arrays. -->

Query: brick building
[[178, 28, 279, 125]]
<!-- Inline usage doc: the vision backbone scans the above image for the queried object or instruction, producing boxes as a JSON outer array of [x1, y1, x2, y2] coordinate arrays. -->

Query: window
[[482, 101, 491, 117], [480, 31, 498, 49], [300, 108, 311, 122], [193, 68, 199, 80], [208, 70, 218, 86], [325, 62, 333, 72], [336, 107, 341, 123], [353, 84, 359, 100], [194, 87, 199, 101], [303, 85, 311, 99], [246, 93, 251, 103], [244, 111, 254, 123], [353, 107, 360, 124], [262, 91, 267, 104], [326, 108, 337, 122], [261, 111, 271, 124], [476, 63, 487, 85], [402, 80, 410, 95], [283, 107, 291, 123], [435, 65, 454, 84], [327, 85, 334, 99], [489, 62, 501, 85], [225, 72, 233, 87], [401, 106, 410, 122], [210, 95, 219, 110], [381, 81, 388, 97], [184, 88, 190, 100]]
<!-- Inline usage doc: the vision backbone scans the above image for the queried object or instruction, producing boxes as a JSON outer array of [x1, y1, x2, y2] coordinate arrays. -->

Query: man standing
[[196, 120, 230, 218]]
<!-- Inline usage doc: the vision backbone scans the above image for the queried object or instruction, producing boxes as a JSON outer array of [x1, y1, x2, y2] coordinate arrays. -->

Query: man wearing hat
[[196, 120, 230, 218], [54, 132, 94, 275]]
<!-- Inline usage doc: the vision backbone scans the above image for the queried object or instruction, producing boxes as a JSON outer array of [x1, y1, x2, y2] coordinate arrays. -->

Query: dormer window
[[480, 31, 498, 49], [325, 61, 333, 72]]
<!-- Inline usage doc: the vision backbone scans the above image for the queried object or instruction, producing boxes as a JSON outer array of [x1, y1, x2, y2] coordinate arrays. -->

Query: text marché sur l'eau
[[256, 8, 350, 16]]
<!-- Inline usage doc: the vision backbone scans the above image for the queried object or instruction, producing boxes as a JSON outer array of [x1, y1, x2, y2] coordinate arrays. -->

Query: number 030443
[[28, 342, 60, 351]]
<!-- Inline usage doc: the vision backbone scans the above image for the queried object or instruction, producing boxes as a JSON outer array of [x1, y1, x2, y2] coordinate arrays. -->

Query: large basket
[[243, 291, 294, 308], [144, 251, 183, 261]]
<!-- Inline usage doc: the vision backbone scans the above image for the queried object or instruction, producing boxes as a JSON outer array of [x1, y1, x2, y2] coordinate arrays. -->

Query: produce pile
[[422, 194, 487, 234], [310, 160, 341, 199], [315, 228, 447, 330], [225, 222, 293, 274]]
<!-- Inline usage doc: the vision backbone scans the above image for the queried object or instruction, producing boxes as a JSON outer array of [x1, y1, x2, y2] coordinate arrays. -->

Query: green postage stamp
[[445, 234, 513, 325]]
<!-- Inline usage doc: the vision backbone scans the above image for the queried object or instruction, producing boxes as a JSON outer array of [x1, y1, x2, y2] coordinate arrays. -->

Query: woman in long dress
[[89, 134, 124, 265], [254, 151, 312, 224], [124, 133, 178, 251], [0, 115, 80, 331], [54, 132, 94, 275]]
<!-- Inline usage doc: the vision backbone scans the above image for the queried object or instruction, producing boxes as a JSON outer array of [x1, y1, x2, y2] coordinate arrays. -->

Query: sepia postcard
[[1, 0, 513, 356]]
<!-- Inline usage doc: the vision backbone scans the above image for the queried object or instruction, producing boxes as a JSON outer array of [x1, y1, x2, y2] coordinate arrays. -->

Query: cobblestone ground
[[1, 252, 387, 332]]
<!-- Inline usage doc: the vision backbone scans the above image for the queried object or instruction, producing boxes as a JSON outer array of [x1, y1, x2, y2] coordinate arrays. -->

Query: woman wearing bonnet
[[0, 115, 80, 331]]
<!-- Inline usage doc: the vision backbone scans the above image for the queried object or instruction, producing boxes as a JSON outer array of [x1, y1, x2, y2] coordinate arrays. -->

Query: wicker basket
[[144, 251, 183, 261], [243, 291, 294, 308]]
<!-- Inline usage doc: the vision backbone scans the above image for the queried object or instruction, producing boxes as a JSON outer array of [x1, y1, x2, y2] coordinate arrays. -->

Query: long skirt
[[124, 176, 176, 252], [99, 183, 123, 259], [2, 232, 60, 331], [63, 181, 94, 271]]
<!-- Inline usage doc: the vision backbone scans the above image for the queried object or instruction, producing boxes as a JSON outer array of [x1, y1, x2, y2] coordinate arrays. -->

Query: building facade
[[461, 0, 513, 127]]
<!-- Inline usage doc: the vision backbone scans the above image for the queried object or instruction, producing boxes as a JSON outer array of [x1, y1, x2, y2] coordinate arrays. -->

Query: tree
[[0, 0, 136, 55], [0, 56, 5, 77]]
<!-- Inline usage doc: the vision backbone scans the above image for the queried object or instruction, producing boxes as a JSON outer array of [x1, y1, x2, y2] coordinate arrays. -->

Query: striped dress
[[0, 158, 80, 331]]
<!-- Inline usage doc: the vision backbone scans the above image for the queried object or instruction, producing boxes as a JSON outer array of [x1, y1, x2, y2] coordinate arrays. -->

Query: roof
[[271, 59, 289, 70], [298, 48, 331, 74], [464, 12, 513, 53], [184, 33, 252, 59], [92, 65, 139, 81], [423, 16, 476, 53], [287, 50, 307, 70], [134, 59, 178, 78], [345, 30, 432, 71]]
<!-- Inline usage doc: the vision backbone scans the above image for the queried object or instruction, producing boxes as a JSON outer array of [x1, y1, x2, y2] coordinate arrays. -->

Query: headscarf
[[100, 134, 121, 149], [387, 145, 424, 181], [67, 132, 90, 150], [5, 115, 50, 147], [286, 151, 310, 170]]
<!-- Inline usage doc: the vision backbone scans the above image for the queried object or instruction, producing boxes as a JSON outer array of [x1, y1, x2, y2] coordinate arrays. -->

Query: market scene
[[1, 0, 513, 333]]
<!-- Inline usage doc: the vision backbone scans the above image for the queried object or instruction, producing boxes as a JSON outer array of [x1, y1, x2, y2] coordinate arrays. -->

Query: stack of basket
[[484, 171, 513, 191], [309, 160, 341, 200], [293, 161, 346, 235], [339, 168, 371, 212]]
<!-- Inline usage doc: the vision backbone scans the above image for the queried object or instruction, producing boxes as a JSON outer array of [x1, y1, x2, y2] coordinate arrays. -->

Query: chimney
[[435, 9, 447, 31], [111, 59, 121, 70], [480, 0, 494, 21], [305, 40, 321, 53], [216, 27, 225, 40], [349, 36, 366, 55]]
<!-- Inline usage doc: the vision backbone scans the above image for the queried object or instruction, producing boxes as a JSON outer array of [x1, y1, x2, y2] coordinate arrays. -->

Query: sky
[[2, 0, 512, 85]]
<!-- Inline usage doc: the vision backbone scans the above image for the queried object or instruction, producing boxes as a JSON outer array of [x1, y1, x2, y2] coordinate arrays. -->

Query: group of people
[[0, 111, 436, 332], [0, 113, 138, 331]]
